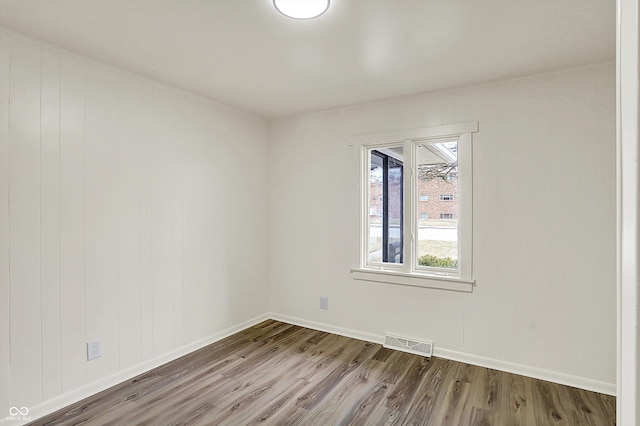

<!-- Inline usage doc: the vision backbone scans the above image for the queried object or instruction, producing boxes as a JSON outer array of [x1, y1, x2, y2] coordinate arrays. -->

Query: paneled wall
[[269, 63, 617, 392], [0, 31, 270, 414]]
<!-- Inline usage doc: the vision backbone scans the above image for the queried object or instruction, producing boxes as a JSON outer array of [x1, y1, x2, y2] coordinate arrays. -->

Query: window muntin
[[359, 122, 476, 286]]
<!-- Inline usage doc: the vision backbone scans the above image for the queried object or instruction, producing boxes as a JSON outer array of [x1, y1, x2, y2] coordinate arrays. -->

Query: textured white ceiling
[[0, 0, 615, 118]]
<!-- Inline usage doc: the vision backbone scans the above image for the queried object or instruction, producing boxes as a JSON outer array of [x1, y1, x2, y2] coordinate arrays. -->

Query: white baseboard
[[2, 313, 270, 426], [268, 313, 616, 397]]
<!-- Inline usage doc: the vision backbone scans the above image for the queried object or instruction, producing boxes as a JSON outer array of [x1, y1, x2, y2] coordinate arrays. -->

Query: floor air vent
[[384, 334, 433, 357]]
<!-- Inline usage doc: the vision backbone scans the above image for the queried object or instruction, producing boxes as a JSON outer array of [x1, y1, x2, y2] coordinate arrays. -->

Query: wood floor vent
[[384, 334, 433, 357]]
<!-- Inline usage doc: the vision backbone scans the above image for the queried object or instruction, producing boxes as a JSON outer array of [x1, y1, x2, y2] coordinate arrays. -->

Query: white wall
[[0, 30, 270, 418], [269, 63, 617, 392]]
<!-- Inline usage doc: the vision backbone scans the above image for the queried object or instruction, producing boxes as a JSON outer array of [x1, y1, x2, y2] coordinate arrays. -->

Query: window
[[352, 122, 477, 292]]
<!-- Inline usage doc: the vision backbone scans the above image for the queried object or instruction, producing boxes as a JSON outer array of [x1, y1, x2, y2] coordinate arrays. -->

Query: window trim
[[352, 122, 478, 292], [351, 268, 474, 292]]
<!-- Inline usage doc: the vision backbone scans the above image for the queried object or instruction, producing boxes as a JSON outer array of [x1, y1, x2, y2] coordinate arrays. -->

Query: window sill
[[351, 268, 474, 292]]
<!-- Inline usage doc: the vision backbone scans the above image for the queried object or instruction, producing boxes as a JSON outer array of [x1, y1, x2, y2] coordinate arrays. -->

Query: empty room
[[0, 0, 638, 425]]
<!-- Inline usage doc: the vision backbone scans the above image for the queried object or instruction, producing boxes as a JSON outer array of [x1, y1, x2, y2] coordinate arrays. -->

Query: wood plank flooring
[[30, 320, 616, 425]]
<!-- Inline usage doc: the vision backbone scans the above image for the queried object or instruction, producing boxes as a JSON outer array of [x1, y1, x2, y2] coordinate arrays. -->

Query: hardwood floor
[[30, 320, 616, 425]]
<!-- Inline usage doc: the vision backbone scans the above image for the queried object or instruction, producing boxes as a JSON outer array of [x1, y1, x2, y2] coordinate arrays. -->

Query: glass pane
[[369, 153, 383, 262], [386, 158, 403, 263], [368, 147, 403, 264], [416, 140, 458, 270]]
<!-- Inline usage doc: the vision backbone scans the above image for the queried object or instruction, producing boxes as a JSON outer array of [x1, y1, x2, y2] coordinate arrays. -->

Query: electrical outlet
[[320, 296, 329, 310], [87, 340, 101, 361]]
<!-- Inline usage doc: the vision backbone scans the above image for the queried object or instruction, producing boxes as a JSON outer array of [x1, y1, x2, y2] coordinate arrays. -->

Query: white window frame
[[351, 122, 477, 292]]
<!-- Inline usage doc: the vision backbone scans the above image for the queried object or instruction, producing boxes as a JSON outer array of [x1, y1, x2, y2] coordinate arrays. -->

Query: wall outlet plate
[[320, 296, 328, 310], [87, 340, 101, 361]]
